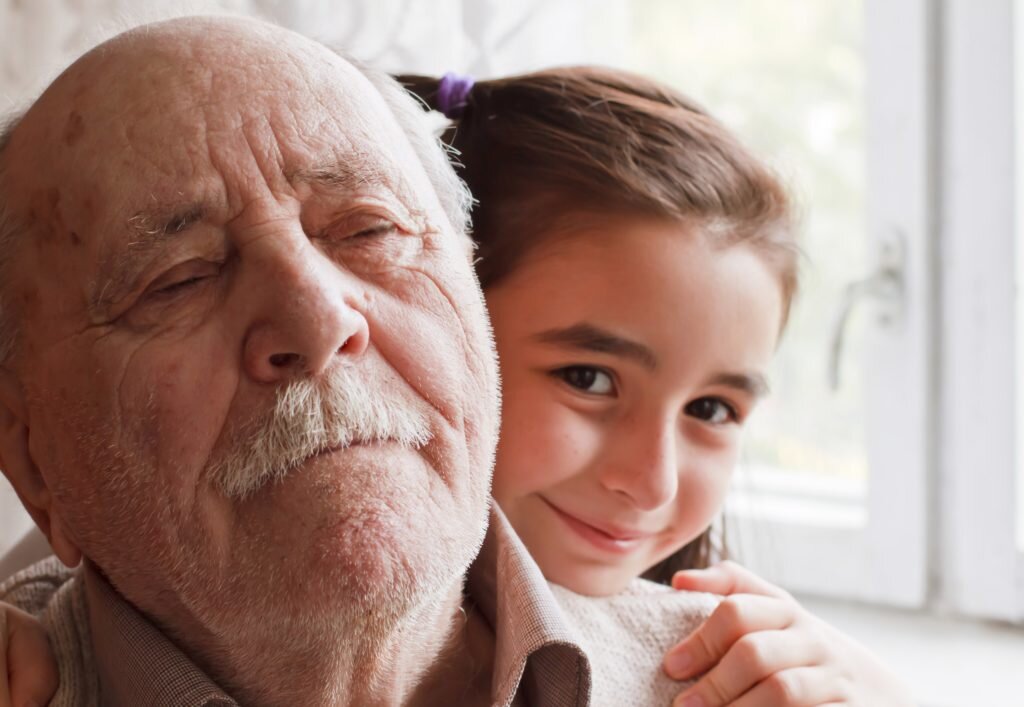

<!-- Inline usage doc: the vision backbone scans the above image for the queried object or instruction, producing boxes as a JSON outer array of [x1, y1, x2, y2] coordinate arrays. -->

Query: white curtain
[[0, 0, 628, 108], [0, 0, 629, 557]]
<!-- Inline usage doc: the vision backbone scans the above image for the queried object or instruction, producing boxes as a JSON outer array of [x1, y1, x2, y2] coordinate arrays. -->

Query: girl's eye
[[554, 366, 616, 396], [685, 397, 737, 425]]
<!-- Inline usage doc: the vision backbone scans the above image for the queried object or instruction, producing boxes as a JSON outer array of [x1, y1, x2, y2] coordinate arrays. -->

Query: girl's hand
[[663, 561, 916, 706], [1, 603, 58, 707]]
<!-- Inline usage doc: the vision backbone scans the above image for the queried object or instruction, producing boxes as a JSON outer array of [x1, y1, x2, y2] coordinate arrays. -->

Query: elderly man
[[0, 15, 591, 706]]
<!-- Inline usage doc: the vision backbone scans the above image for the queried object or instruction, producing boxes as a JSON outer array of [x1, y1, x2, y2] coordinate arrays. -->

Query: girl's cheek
[[690, 453, 738, 515], [494, 395, 606, 498]]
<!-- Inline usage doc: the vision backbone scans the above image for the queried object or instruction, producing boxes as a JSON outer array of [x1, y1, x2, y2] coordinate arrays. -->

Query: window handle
[[828, 231, 906, 391]]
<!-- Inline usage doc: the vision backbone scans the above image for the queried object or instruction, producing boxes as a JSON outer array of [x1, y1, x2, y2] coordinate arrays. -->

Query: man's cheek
[[370, 284, 477, 425], [435, 264, 502, 451], [118, 346, 237, 492]]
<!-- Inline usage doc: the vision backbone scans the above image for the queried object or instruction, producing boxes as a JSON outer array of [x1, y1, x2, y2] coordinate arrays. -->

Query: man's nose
[[243, 246, 370, 383], [598, 418, 680, 511]]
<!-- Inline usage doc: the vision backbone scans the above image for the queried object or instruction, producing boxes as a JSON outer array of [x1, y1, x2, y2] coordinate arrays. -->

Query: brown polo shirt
[[0, 505, 591, 706]]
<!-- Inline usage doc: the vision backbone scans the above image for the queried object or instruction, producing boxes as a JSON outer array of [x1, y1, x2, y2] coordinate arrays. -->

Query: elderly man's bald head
[[0, 16, 497, 704]]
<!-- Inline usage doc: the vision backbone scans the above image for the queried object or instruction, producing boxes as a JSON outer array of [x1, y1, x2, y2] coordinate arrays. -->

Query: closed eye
[[143, 260, 221, 302], [352, 222, 398, 239], [151, 275, 207, 297]]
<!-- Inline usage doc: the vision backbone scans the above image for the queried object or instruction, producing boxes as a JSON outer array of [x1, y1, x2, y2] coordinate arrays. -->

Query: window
[[605, 0, 1024, 625]]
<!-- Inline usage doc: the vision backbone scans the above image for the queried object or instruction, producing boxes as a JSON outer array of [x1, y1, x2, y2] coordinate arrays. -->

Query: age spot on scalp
[[27, 188, 63, 241], [18, 285, 39, 309], [64, 111, 86, 147], [47, 188, 66, 240]]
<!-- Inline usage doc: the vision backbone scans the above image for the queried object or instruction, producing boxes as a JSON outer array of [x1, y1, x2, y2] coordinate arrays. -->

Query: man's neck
[[213, 583, 492, 707], [406, 598, 496, 707], [87, 564, 497, 707]]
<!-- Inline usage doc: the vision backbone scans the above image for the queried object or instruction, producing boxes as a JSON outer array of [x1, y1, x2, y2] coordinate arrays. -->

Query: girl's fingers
[[721, 666, 847, 707], [670, 630, 825, 707], [669, 562, 916, 706], [663, 594, 797, 680], [672, 560, 791, 600], [6, 606, 59, 707]]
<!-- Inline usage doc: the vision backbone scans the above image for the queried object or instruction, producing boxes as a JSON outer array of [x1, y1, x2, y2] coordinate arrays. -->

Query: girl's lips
[[539, 496, 651, 554]]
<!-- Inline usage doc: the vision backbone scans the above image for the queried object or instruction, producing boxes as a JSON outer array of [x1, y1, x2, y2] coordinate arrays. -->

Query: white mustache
[[209, 367, 432, 500]]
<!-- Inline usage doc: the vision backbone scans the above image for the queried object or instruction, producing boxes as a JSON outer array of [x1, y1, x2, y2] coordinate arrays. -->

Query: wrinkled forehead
[[4, 23, 418, 235]]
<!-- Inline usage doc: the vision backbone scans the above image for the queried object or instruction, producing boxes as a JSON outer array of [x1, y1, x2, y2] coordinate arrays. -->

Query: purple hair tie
[[437, 72, 475, 119]]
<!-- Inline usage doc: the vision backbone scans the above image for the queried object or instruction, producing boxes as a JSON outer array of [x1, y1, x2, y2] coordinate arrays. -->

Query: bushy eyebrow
[[126, 203, 207, 243], [290, 160, 429, 235], [288, 158, 399, 195], [90, 202, 211, 315]]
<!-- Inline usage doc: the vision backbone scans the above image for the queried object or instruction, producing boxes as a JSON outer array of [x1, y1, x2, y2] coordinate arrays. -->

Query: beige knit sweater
[[0, 557, 98, 707], [548, 579, 720, 707]]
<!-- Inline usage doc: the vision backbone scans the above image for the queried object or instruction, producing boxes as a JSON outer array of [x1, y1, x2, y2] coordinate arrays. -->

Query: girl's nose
[[598, 418, 680, 511]]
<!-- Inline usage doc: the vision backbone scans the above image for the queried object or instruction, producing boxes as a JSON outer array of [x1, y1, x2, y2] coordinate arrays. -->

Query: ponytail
[[397, 73, 475, 120]]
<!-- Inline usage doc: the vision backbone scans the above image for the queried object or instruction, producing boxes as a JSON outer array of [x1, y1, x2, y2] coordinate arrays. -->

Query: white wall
[[0, 483, 30, 559]]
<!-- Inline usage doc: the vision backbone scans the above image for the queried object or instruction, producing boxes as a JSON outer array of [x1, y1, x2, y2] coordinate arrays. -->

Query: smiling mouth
[[537, 496, 653, 553]]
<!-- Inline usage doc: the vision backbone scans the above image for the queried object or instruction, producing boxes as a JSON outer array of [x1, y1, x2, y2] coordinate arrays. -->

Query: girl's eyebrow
[[533, 322, 658, 370], [708, 372, 771, 398]]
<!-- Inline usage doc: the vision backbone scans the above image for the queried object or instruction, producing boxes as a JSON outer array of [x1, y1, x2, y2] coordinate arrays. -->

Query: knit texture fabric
[[549, 579, 720, 707], [0, 557, 97, 707]]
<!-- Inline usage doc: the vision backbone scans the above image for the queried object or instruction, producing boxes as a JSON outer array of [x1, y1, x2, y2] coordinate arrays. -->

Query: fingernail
[[664, 648, 693, 677]]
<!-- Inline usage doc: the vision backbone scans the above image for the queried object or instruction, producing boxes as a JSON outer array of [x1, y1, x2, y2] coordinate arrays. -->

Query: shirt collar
[[84, 566, 236, 707], [467, 504, 592, 707]]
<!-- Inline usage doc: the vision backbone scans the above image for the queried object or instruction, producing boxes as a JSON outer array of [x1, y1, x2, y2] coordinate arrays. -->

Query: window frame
[[939, 0, 1024, 622]]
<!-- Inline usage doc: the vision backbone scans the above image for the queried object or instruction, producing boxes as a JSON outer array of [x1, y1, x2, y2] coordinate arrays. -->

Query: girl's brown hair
[[399, 67, 798, 582]]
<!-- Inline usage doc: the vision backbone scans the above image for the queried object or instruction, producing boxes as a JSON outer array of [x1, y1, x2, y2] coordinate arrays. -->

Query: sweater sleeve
[[1, 558, 99, 707], [548, 578, 720, 706], [0, 555, 76, 616]]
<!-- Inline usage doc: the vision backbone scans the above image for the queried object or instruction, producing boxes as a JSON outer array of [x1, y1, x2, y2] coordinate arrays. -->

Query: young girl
[[1, 67, 912, 706]]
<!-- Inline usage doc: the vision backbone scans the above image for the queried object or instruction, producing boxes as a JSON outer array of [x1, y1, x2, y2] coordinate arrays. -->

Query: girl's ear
[[0, 368, 82, 568]]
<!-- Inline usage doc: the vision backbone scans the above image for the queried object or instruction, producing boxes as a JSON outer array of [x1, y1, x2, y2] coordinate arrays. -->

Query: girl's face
[[485, 214, 784, 596]]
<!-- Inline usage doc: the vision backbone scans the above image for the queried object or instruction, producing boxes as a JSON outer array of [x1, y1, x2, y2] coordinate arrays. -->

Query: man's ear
[[0, 368, 82, 568]]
